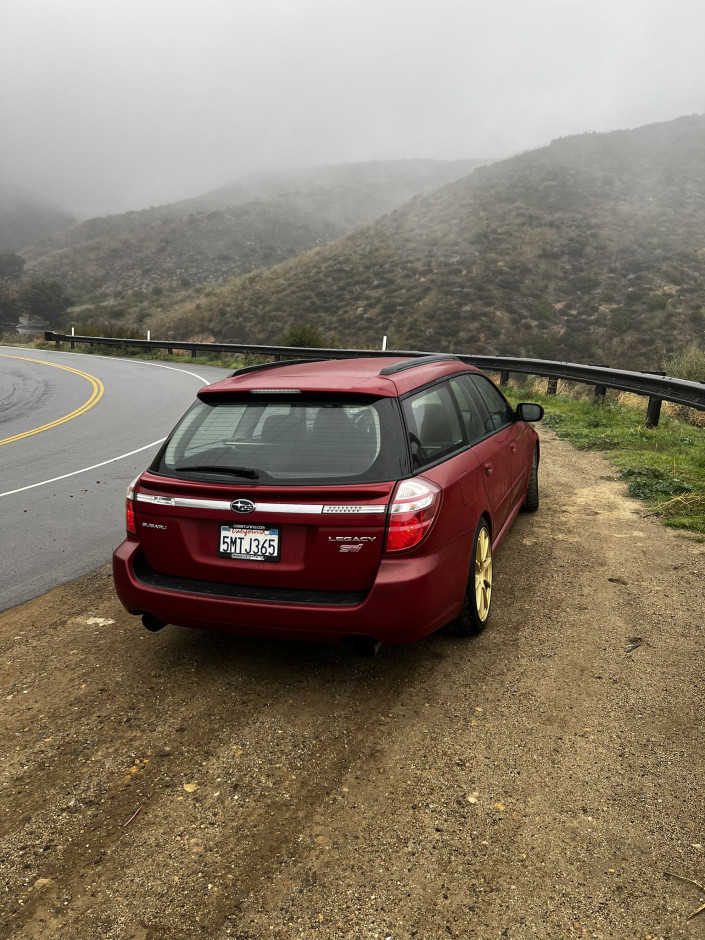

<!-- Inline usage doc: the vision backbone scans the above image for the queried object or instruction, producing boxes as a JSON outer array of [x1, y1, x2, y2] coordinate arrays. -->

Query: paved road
[[0, 347, 231, 611]]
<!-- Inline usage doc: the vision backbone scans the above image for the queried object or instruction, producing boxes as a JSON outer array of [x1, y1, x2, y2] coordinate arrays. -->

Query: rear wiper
[[174, 465, 259, 479]]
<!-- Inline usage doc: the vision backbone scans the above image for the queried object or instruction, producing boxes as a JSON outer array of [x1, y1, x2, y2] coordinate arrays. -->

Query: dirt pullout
[[1, 431, 704, 940]]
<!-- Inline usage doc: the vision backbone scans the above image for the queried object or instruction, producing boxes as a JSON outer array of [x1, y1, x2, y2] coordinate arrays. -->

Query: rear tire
[[522, 450, 539, 513], [445, 519, 492, 636]]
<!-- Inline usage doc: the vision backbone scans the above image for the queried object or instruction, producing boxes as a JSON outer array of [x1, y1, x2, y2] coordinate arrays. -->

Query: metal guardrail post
[[547, 378, 558, 395], [645, 397, 663, 428], [500, 370, 510, 385], [594, 384, 607, 402]]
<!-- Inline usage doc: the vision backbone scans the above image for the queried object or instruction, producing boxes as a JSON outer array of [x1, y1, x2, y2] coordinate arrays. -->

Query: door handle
[[510, 442, 517, 453], [483, 462, 493, 476]]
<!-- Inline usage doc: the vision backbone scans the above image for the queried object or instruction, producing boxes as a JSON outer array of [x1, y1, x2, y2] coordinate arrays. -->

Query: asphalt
[[0, 346, 231, 611]]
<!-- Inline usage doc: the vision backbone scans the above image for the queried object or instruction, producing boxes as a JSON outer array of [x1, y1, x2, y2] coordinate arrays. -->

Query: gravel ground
[[1, 431, 704, 940]]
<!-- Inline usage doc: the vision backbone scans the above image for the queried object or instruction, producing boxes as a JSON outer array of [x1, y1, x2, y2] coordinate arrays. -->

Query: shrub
[[563, 275, 600, 295], [647, 293, 669, 310], [664, 341, 705, 381], [279, 323, 326, 348]]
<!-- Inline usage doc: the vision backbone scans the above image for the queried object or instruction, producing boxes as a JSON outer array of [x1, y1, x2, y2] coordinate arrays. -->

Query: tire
[[522, 449, 539, 513], [445, 518, 493, 636]]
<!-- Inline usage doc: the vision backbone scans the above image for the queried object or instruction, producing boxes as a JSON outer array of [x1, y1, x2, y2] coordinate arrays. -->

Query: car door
[[448, 373, 517, 535], [468, 373, 532, 512], [470, 374, 537, 509], [400, 379, 480, 597]]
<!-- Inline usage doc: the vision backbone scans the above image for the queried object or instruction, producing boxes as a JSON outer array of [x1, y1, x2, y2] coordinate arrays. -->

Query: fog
[[2, 0, 704, 218]]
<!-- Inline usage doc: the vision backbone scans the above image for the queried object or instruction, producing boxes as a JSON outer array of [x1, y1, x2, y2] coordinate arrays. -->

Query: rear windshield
[[152, 395, 408, 484]]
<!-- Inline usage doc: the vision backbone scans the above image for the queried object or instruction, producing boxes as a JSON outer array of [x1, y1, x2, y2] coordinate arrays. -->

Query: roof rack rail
[[379, 354, 461, 376], [231, 358, 328, 378]]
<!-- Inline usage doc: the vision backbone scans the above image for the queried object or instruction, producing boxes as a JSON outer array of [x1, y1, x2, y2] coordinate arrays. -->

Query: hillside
[[138, 115, 705, 370], [0, 182, 75, 252], [21, 160, 483, 294]]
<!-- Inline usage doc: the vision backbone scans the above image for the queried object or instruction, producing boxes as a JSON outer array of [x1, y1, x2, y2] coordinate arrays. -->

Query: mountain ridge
[[21, 159, 485, 293], [137, 115, 705, 371]]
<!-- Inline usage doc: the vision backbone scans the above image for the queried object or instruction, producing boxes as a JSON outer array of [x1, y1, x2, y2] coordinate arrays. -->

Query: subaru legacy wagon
[[113, 354, 543, 650]]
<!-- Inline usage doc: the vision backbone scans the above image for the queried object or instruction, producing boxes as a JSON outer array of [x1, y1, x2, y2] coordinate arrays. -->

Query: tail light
[[125, 476, 140, 536], [385, 478, 441, 553]]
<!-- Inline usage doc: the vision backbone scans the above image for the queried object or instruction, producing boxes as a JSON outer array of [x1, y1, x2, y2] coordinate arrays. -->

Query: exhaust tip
[[351, 637, 382, 658], [141, 613, 167, 633]]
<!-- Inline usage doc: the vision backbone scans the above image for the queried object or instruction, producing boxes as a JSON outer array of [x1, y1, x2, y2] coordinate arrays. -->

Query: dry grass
[[646, 492, 705, 520]]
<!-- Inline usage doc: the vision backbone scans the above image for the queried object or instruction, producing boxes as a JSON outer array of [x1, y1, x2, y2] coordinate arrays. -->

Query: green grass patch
[[503, 386, 705, 534]]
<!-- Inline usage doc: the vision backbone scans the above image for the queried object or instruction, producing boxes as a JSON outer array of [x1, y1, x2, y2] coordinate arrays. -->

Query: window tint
[[469, 375, 514, 432], [402, 383, 464, 468], [155, 396, 407, 484], [449, 376, 489, 445]]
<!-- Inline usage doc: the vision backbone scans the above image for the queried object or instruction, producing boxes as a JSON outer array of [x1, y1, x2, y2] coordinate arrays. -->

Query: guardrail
[[44, 332, 705, 426]]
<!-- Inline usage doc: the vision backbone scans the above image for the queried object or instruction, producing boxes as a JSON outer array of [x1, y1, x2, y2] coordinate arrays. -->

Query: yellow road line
[[0, 354, 104, 446]]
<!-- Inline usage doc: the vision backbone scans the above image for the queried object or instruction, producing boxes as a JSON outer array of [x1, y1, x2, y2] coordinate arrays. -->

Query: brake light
[[385, 478, 441, 553], [125, 476, 140, 536]]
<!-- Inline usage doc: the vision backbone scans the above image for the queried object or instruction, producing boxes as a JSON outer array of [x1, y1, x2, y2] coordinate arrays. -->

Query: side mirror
[[515, 403, 544, 422]]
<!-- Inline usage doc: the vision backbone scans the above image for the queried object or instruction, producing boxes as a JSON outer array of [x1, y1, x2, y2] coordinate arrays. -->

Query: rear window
[[152, 395, 408, 484]]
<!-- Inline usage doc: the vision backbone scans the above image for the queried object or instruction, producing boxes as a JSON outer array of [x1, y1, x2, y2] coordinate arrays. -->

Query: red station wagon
[[112, 355, 543, 654]]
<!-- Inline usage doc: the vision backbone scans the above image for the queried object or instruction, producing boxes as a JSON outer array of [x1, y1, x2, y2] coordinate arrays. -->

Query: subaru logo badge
[[231, 498, 255, 514]]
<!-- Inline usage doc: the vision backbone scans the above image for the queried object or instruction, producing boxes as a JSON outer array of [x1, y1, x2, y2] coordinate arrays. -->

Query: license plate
[[218, 524, 280, 561]]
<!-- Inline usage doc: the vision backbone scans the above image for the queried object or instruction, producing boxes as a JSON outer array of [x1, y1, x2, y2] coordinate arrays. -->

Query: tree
[[0, 279, 21, 331], [0, 252, 25, 279], [24, 279, 73, 327]]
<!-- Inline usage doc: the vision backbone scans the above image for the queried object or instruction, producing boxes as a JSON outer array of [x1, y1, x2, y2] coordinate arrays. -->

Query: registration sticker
[[218, 524, 280, 561]]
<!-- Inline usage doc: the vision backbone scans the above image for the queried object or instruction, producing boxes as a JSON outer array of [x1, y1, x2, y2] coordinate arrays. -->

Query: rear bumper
[[112, 538, 466, 645]]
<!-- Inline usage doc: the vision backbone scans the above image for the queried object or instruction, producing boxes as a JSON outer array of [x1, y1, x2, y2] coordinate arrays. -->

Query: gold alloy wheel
[[474, 525, 492, 622]]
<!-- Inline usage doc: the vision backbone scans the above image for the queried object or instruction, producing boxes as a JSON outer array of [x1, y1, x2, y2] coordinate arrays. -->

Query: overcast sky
[[2, 0, 704, 218]]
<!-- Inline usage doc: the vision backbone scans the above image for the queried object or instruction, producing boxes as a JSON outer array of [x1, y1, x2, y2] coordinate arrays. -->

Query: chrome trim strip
[[176, 497, 233, 511], [136, 493, 387, 515], [245, 501, 324, 514]]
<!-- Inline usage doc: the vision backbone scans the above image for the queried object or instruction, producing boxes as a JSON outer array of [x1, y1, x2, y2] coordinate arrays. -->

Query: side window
[[402, 383, 464, 468], [449, 376, 490, 445], [469, 375, 514, 432]]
